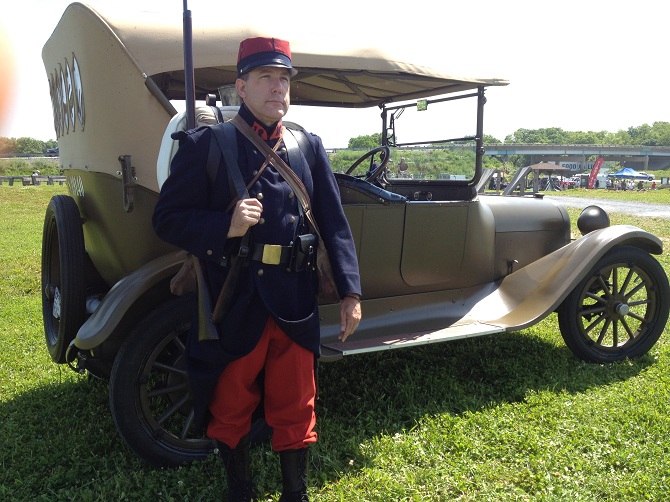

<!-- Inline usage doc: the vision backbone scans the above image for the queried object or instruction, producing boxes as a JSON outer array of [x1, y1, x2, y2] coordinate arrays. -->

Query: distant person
[[397, 157, 408, 176]]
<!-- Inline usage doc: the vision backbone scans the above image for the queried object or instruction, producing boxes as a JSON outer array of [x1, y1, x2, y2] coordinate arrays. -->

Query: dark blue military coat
[[152, 105, 361, 426]]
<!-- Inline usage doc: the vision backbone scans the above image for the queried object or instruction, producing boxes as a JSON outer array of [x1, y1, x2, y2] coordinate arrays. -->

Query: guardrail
[[0, 175, 67, 186], [0, 154, 60, 159]]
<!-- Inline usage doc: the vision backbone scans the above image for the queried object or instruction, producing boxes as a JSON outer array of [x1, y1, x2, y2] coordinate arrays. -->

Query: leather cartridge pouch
[[289, 233, 317, 272]]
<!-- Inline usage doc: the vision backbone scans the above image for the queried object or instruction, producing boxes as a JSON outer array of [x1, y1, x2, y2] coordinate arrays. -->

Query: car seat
[[156, 100, 240, 189]]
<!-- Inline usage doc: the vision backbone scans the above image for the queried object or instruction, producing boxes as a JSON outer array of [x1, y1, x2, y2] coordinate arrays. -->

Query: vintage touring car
[[41, 2, 669, 467]]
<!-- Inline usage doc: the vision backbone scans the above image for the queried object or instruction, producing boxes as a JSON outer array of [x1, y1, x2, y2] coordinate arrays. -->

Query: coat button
[[257, 269, 264, 276], [289, 216, 296, 223], [288, 192, 295, 199], [252, 170, 258, 175], [259, 218, 265, 225], [257, 192, 264, 200], [206, 250, 213, 256]]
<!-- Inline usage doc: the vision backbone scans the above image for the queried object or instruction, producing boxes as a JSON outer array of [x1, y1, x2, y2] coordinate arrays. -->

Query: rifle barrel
[[183, 1, 196, 129]]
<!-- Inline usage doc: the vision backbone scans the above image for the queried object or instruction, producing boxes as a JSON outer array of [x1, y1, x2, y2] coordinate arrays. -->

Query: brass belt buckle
[[262, 244, 282, 265]]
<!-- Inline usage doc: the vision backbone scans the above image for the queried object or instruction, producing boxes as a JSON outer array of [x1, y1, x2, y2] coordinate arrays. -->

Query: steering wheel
[[345, 146, 391, 183]]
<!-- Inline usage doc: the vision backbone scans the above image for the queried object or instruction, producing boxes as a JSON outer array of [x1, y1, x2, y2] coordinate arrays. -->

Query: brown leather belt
[[250, 243, 292, 265]]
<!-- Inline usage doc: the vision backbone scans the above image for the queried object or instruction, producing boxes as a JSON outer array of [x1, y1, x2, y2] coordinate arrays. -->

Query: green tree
[[502, 124, 670, 147], [0, 136, 55, 155], [627, 124, 653, 145], [348, 133, 381, 149], [16, 137, 46, 154], [623, 122, 670, 146], [0, 137, 18, 154], [609, 130, 632, 145], [646, 122, 670, 146], [505, 127, 569, 144], [483, 134, 502, 144], [567, 130, 609, 144]]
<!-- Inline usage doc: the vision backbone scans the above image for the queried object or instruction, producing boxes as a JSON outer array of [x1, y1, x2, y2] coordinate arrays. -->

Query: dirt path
[[545, 195, 670, 219]]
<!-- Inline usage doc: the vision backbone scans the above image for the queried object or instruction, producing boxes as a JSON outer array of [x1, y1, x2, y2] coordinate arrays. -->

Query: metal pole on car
[[183, 0, 196, 129]]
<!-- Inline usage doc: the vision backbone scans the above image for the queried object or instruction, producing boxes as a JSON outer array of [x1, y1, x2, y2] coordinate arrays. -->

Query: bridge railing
[[0, 175, 66, 186]]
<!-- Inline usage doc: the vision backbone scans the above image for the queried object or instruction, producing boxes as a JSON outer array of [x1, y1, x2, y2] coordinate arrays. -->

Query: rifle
[[182, 0, 196, 129]]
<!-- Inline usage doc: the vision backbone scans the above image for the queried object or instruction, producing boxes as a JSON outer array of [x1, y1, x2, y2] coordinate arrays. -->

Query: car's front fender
[[75, 250, 188, 350], [319, 224, 664, 359], [469, 224, 663, 331]]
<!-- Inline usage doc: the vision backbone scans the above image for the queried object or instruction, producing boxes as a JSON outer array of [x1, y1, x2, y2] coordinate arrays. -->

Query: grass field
[[1, 185, 670, 501], [546, 185, 670, 204]]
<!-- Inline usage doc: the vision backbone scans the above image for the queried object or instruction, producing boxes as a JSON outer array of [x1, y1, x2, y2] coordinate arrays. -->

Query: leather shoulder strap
[[285, 127, 316, 169], [209, 122, 249, 200], [205, 134, 221, 185], [283, 129, 303, 180]]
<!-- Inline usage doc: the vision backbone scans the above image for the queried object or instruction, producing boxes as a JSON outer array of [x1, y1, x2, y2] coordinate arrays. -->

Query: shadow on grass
[[0, 376, 228, 500], [0, 325, 655, 499], [310, 325, 655, 487]]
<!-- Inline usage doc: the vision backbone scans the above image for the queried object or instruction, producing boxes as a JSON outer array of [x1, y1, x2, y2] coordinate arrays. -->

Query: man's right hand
[[227, 198, 263, 238]]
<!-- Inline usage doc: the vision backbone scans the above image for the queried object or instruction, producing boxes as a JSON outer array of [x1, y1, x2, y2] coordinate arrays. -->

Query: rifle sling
[[208, 122, 282, 324]]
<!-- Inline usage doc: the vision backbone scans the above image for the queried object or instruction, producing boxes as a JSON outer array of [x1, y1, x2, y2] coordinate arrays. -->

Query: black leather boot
[[278, 448, 309, 502], [218, 440, 253, 502]]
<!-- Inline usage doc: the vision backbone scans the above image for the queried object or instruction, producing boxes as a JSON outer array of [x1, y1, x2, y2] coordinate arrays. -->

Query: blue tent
[[610, 167, 649, 179]]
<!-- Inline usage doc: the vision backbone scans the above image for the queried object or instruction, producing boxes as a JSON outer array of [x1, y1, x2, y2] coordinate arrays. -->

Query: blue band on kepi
[[237, 51, 294, 76]]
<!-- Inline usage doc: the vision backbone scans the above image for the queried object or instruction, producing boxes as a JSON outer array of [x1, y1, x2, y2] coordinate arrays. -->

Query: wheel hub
[[615, 303, 630, 316], [52, 286, 62, 319], [606, 290, 629, 319]]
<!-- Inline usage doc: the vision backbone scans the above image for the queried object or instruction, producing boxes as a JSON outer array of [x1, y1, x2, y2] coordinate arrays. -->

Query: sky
[[1, 0, 668, 148]]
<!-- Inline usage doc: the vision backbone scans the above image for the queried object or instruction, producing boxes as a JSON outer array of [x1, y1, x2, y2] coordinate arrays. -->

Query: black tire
[[41, 195, 86, 363], [558, 245, 669, 363], [109, 296, 216, 467]]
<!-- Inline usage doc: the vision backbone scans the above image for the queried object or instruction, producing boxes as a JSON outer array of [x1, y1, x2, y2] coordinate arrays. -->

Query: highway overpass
[[483, 144, 670, 171]]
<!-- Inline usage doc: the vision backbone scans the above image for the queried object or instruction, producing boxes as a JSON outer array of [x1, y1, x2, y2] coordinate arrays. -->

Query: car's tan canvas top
[[41, 2, 508, 193], [47, 2, 508, 108]]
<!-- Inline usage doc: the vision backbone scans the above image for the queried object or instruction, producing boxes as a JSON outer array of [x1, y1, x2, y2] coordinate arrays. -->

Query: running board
[[320, 322, 505, 360]]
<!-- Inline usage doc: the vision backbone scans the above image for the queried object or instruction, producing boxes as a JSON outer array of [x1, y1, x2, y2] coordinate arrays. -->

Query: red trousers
[[207, 317, 317, 451]]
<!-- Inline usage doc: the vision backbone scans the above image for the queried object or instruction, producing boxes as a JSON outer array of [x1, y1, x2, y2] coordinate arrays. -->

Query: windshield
[[382, 89, 483, 183]]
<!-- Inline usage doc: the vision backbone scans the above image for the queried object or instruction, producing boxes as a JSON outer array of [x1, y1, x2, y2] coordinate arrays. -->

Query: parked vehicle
[[41, 3, 669, 467]]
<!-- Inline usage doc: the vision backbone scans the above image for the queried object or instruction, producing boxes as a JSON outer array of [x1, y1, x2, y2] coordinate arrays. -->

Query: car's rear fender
[[74, 250, 187, 351]]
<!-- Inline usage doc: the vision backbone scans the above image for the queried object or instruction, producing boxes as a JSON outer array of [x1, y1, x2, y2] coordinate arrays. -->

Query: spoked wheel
[[109, 296, 215, 467], [558, 245, 669, 363], [41, 195, 86, 363]]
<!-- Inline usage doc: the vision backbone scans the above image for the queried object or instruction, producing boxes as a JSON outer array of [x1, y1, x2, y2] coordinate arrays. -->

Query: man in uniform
[[153, 37, 362, 501]]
